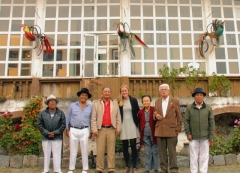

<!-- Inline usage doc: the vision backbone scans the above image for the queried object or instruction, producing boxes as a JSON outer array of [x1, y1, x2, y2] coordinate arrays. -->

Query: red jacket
[[137, 106, 157, 144]]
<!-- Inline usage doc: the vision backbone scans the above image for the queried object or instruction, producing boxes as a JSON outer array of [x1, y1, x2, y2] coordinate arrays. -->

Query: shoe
[[67, 171, 74, 173], [124, 167, 130, 173], [95, 171, 102, 173], [132, 168, 138, 173], [108, 171, 115, 173], [144, 170, 150, 173], [155, 170, 160, 173], [82, 171, 87, 173]]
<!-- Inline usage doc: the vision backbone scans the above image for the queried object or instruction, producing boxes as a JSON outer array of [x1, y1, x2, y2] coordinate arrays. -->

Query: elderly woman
[[38, 94, 66, 173]]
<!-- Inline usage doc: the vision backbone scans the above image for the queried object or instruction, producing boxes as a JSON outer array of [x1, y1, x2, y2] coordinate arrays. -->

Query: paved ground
[[0, 165, 240, 173]]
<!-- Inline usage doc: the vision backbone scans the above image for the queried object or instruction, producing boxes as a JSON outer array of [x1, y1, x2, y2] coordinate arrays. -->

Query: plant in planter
[[208, 72, 232, 97], [158, 64, 186, 97], [0, 95, 7, 103]]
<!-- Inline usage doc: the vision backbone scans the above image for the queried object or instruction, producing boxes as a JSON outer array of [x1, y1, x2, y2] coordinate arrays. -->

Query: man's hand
[[175, 130, 179, 135], [116, 130, 120, 136], [48, 132, 54, 138], [89, 132, 93, 139], [187, 135, 192, 141], [93, 131, 98, 136], [156, 114, 163, 120], [66, 129, 70, 137]]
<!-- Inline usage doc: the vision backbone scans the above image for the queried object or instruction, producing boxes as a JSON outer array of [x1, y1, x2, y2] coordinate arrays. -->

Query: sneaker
[[67, 171, 74, 173], [82, 171, 87, 173]]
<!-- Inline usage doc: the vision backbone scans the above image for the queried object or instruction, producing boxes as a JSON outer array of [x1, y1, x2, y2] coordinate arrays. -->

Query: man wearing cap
[[184, 87, 215, 173], [66, 88, 92, 173], [91, 86, 121, 173], [38, 94, 66, 173]]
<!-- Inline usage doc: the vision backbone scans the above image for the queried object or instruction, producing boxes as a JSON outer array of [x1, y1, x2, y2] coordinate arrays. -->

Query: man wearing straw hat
[[38, 94, 66, 173]]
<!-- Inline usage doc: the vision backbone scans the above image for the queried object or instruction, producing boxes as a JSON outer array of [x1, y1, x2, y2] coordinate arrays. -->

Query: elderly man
[[154, 84, 182, 173], [91, 86, 121, 173], [66, 88, 93, 173], [38, 94, 66, 173], [184, 88, 215, 173]]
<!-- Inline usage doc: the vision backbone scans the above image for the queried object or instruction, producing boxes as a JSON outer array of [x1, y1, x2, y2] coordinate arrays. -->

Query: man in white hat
[[66, 88, 93, 173], [38, 94, 66, 173], [184, 88, 215, 173]]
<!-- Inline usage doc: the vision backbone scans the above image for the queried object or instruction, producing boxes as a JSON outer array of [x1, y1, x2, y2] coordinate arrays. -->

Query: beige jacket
[[91, 99, 121, 133]]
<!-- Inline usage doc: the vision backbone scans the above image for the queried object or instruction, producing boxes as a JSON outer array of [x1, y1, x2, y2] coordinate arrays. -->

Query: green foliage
[[209, 133, 232, 155], [115, 137, 122, 153], [158, 64, 186, 97], [0, 97, 43, 155], [0, 95, 7, 103], [184, 66, 207, 94], [208, 72, 232, 97], [138, 91, 144, 98], [231, 119, 240, 153]]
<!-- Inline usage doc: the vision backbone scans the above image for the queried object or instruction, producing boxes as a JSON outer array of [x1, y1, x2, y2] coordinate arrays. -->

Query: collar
[[162, 96, 169, 102], [192, 101, 206, 109]]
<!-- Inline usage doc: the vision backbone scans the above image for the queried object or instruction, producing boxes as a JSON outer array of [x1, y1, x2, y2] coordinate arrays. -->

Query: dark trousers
[[122, 138, 138, 168], [157, 137, 178, 173]]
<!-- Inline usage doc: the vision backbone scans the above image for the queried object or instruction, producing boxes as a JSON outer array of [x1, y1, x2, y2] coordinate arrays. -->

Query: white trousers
[[42, 140, 62, 173], [69, 127, 89, 171], [189, 140, 209, 173]]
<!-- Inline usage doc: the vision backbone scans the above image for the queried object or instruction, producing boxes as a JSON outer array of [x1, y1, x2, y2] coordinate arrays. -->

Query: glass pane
[[169, 48, 180, 60], [169, 20, 178, 31], [57, 34, 68, 46], [168, 0, 177, 3], [97, 20, 107, 31], [0, 64, 5, 76], [223, 7, 233, 18], [143, 0, 153, 2], [21, 64, 31, 76], [109, 63, 118, 75], [8, 50, 19, 61], [84, 6, 94, 17], [43, 52, 54, 61], [235, 0, 240, 5], [70, 49, 81, 61], [216, 62, 226, 74], [11, 20, 21, 31], [59, 0, 69, 3], [0, 50, 7, 60], [110, 49, 118, 60], [12, 6, 23, 17], [26, 0, 36, 3], [10, 35, 20, 46], [69, 64, 80, 76], [156, 19, 166, 31], [192, 7, 202, 17], [181, 20, 191, 31], [211, 0, 220, 5], [56, 50, 67, 61], [180, 0, 189, 4], [156, 6, 165, 17], [130, 5, 140, 17], [156, 33, 167, 45], [144, 48, 154, 60], [170, 62, 180, 69], [180, 6, 190, 17], [58, 20, 68, 32], [46, 7, 56, 18], [85, 36, 94, 46], [110, 5, 120, 17], [157, 62, 168, 71], [110, 19, 120, 31], [223, 0, 231, 5], [157, 48, 167, 60], [98, 35, 107, 46], [98, 53, 107, 60], [226, 34, 236, 45], [169, 34, 179, 45], [227, 48, 238, 59], [97, 6, 107, 17], [229, 62, 239, 74], [0, 6, 11, 17], [84, 20, 94, 31], [59, 6, 69, 17], [225, 20, 235, 31], [155, 0, 165, 3], [46, 0, 57, 4], [97, 0, 107, 3], [22, 35, 31, 46], [84, 0, 95, 3], [43, 64, 53, 77], [109, 35, 118, 46], [70, 34, 81, 46], [85, 49, 94, 61], [45, 21, 55, 32], [131, 19, 141, 30], [238, 34, 240, 44], [193, 20, 203, 31], [46, 34, 55, 45], [71, 20, 81, 31], [84, 64, 94, 77], [238, 21, 240, 31], [72, 0, 82, 3], [215, 48, 225, 59], [8, 64, 18, 76], [0, 35, 8, 46], [182, 48, 192, 59], [143, 6, 153, 17], [168, 6, 178, 17], [14, 0, 24, 3], [182, 34, 192, 45], [144, 33, 154, 45], [143, 19, 153, 30], [22, 50, 32, 60], [98, 63, 107, 75], [56, 64, 67, 76], [131, 62, 142, 75], [144, 62, 155, 75], [25, 6, 35, 17], [131, 48, 141, 60], [71, 6, 82, 17], [211, 7, 221, 18]]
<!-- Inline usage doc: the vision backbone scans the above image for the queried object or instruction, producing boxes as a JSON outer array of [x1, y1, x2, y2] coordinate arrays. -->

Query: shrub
[[231, 118, 240, 153]]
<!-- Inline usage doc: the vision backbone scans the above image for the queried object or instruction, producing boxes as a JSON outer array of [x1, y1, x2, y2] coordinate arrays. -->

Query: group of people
[[38, 84, 215, 173]]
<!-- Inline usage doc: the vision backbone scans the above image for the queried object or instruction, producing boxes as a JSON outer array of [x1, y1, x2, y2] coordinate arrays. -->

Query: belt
[[101, 125, 112, 128], [71, 126, 88, 130]]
